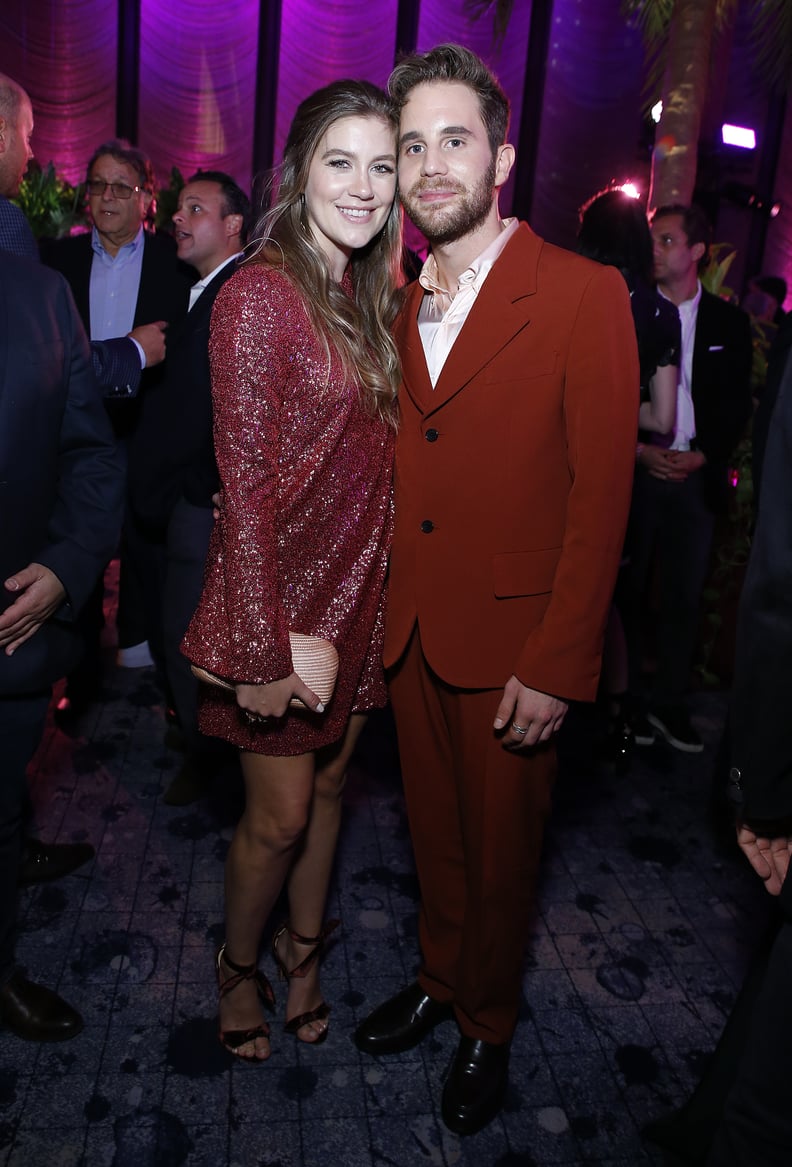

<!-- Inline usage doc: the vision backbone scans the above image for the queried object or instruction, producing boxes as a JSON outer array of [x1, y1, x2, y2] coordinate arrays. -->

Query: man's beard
[[403, 155, 497, 246]]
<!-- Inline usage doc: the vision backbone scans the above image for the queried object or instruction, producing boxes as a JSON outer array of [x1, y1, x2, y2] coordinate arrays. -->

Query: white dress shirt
[[417, 218, 519, 387], [659, 280, 701, 452]]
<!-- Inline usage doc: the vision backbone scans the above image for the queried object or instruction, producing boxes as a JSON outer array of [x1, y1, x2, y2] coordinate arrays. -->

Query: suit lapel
[[398, 224, 542, 418], [691, 289, 718, 410], [195, 261, 238, 317], [396, 281, 433, 412], [178, 260, 238, 336], [135, 233, 155, 326], [692, 289, 711, 364], [165, 261, 238, 361]]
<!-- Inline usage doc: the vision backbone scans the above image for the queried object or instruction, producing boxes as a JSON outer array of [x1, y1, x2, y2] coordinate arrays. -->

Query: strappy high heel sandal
[[215, 943, 276, 1062], [271, 919, 340, 1044]]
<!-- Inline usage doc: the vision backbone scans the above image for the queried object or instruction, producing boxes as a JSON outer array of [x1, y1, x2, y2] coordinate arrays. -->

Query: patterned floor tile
[[0, 632, 761, 1165]]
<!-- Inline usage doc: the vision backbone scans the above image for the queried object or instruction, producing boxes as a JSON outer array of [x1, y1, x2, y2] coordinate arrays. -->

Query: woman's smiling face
[[303, 114, 397, 280]]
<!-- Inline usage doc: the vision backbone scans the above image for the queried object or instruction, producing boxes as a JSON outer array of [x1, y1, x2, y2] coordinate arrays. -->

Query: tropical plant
[[12, 161, 88, 239], [153, 167, 185, 233]]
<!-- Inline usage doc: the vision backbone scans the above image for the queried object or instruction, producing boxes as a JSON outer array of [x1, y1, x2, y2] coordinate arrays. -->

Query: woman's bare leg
[[277, 714, 368, 1041], [219, 749, 314, 1059]]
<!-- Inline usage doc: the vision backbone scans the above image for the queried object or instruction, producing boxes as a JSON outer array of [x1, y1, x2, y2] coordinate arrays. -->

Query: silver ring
[[511, 722, 528, 736], [244, 710, 268, 724]]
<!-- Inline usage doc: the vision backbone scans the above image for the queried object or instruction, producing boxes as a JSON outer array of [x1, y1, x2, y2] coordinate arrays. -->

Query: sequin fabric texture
[[181, 263, 395, 755]]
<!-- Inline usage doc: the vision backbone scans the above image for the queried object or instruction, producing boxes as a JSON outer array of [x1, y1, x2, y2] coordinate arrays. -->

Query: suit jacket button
[[425, 428, 439, 442], [420, 520, 434, 533]]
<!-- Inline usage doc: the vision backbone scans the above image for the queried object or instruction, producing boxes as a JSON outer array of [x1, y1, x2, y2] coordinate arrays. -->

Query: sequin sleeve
[[207, 266, 296, 684]]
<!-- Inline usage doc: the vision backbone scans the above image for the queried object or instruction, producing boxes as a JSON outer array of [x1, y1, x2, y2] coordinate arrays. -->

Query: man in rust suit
[[354, 44, 639, 1135]]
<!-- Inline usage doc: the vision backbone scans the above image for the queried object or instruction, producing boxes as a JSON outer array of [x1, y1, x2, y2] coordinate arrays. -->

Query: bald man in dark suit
[[0, 250, 123, 1040]]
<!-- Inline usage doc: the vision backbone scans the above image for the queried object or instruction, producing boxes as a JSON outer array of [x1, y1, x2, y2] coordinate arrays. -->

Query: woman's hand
[[236, 674, 325, 720]]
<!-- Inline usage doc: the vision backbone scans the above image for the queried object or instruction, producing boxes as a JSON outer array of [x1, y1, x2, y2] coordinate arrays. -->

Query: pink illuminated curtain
[[275, 0, 399, 164], [531, 0, 647, 246], [138, 0, 261, 195], [0, 0, 116, 184]]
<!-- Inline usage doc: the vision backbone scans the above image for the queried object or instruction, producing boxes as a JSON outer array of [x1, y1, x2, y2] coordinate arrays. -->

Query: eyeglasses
[[85, 179, 143, 199]]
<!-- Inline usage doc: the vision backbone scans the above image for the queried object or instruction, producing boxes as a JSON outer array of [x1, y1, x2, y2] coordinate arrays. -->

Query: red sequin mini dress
[[181, 263, 395, 756]]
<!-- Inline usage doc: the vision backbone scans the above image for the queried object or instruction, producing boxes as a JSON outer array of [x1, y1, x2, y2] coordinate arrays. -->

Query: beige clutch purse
[[190, 632, 339, 709]]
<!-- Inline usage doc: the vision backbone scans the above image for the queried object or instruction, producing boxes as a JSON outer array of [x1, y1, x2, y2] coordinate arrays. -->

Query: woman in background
[[182, 80, 402, 1061], [578, 187, 679, 434], [578, 187, 681, 769]]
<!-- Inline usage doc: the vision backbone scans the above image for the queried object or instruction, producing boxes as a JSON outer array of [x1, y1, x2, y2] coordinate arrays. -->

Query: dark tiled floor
[[1, 632, 770, 1166]]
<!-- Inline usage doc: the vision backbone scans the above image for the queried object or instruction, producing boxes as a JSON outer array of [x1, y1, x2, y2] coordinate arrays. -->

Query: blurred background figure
[[0, 73, 36, 258], [625, 204, 752, 756], [43, 139, 195, 727], [0, 251, 123, 1041], [577, 186, 680, 771], [742, 274, 787, 328], [126, 170, 250, 805]]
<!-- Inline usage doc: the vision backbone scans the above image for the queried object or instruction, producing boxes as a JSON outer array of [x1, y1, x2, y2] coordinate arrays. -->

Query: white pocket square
[[708, 344, 725, 351]]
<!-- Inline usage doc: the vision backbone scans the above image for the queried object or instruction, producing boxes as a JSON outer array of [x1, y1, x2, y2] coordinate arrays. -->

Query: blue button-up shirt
[[89, 224, 145, 341]]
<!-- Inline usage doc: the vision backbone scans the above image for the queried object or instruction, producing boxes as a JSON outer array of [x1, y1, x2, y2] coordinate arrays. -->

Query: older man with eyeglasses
[[44, 140, 195, 409], [42, 138, 195, 729]]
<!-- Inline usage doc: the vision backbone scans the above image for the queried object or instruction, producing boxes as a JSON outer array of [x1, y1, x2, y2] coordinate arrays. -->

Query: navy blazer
[[0, 195, 38, 260], [691, 290, 753, 510], [0, 253, 123, 693], [92, 335, 144, 398], [126, 260, 240, 528]]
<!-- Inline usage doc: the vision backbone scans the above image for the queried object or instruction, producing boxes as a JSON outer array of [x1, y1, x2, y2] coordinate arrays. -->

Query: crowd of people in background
[[1, 39, 791, 1163]]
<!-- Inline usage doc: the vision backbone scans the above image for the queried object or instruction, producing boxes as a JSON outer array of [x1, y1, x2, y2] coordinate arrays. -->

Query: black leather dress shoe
[[18, 838, 95, 886], [0, 970, 83, 1041], [354, 982, 455, 1055], [441, 1036, 510, 1136]]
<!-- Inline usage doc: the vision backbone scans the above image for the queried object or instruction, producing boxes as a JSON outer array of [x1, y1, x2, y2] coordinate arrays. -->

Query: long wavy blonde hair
[[248, 80, 404, 424]]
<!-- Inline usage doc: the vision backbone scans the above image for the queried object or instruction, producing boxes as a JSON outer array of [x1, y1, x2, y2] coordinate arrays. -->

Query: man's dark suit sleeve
[[729, 353, 792, 824], [0, 197, 38, 260], [34, 275, 124, 615], [90, 337, 142, 398]]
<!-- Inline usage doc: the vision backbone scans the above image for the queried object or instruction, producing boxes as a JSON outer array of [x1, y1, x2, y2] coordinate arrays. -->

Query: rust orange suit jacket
[[384, 222, 639, 702]]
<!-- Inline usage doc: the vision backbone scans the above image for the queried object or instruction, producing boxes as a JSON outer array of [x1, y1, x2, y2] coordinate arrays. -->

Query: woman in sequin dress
[[181, 81, 402, 1062]]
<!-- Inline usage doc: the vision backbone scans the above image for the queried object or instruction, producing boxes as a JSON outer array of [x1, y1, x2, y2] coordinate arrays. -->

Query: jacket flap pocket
[[493, 548, 561, 598]]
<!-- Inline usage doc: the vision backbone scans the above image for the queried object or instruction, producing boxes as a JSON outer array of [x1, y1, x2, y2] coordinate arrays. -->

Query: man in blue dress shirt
[[42, 135, 194, 718]]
